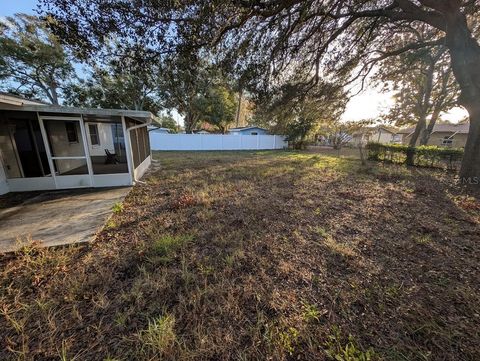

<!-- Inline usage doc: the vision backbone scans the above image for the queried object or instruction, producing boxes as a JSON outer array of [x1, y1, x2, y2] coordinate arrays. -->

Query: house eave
[[0, 103, 153, 122]]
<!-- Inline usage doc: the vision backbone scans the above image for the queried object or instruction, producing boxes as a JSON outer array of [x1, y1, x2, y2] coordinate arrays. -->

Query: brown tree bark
[[409, 55, 436, 148], [409, 116, 426, 147], [184, 112, 199, 134], [443, 12, 480, 184], [420, 108, 441, 145]]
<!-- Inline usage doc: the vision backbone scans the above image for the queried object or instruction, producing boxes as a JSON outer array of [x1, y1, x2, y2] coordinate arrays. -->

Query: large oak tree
[[0, 14, 74, 104], [40, 0, 480, 183]]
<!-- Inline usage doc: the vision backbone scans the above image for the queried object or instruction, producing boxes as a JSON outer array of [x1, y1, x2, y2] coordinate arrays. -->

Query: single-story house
[[0, 93, 152, 196], [349, 126, 399, 146], [148, 126, 171, 134], [228, 126, 268, 135], [398, 122, 470, 147]]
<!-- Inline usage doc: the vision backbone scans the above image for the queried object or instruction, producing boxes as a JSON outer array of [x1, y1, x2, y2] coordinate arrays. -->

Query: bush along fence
[[366, 142, 464, 170]]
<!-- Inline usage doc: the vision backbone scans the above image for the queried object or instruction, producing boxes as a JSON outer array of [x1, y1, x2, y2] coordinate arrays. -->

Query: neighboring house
[[349, 126, 398, 146], [399, 122, 470, 148], [228, 126, 268, 135], [148, 126, 171, 134], [0, 92, 153, 196]]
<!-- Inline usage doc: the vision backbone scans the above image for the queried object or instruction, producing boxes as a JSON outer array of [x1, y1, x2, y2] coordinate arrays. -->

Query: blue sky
[[0, 0, 39, 17]]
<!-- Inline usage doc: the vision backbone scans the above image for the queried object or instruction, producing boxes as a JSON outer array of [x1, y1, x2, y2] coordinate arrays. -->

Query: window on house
[[88, 124, 100, 146], [441, 136, 453, 147], [251, 132, 258, 135], [65, 122, 78, 143]]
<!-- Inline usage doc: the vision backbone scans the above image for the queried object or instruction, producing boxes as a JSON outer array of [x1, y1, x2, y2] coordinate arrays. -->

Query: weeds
[[146, 233, 192, 264], [314, 226, 329, 239], [0, 151, 478, 360], [325, 327, 375, 361], [415, 234, 433, 244], [112, 202, 124, 213], [267, 325, 300, 356], [105, 218, 117, 230], [302, 302, 323, 322], [138, 314, 177, 356]]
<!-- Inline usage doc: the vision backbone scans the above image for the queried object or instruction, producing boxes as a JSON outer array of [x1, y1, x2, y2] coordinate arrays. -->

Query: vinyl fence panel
[[150, 134, 287, 151]]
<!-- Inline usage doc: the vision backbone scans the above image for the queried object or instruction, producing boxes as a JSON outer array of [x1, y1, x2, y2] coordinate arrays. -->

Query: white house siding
[[375, 130, 394, 143], [45, 120, 86, 174], [230, 127, 268, 135], [85, 123, 115, 156]]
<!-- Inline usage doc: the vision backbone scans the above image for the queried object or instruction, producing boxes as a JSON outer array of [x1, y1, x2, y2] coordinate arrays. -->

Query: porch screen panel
[[44, 119, 88, 175], [0, 112, 50, 178], [138, 126, 149, 164], [87, 120, 129, 175], [141, 126, 150, 161], [130, 127, 141, 168], [125, 118, 149, 169]]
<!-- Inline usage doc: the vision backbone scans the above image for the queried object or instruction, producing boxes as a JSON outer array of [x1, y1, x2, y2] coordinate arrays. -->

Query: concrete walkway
[[0, 187, 130, 253]]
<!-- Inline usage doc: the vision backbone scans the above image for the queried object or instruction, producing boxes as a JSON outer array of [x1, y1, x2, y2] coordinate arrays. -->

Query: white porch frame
[[1, 109, 152, 194], [37, 114, 93, 189]]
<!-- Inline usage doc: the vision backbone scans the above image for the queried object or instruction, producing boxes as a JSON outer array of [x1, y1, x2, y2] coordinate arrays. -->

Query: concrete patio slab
[[0, 187, 130, 253]]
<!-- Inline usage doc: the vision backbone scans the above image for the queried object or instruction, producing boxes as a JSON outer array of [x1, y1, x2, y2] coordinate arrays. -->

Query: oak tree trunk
[[444, 13, 480, 185], [184, 112, 199, 134], [420, 109, 441, 146]]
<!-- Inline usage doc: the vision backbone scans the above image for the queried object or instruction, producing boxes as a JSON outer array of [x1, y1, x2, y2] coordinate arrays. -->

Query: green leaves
[[0, 14, 74, 104]]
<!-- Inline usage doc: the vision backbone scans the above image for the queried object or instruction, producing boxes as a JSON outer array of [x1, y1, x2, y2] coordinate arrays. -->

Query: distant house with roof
[[398, 123, 470, 148], [148, 126, 171, 134], [228, 126, 268, 136], [349, 125, 400, 146]]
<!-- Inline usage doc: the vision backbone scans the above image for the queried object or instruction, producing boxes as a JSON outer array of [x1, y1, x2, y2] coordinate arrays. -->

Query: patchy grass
[[112, 202, 124, 214], [1, 150, 479, 360], [137, 314, 177, 357]]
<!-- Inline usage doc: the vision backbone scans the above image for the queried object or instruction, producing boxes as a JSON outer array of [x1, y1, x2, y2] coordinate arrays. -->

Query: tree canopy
[[12, 0, 480, 180], [0, 13, 75, 104], [374, 25, 459, 146], [64, 46, 161, 113]]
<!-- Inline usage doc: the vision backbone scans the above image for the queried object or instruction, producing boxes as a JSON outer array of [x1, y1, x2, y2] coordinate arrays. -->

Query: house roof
[[351, 125, 398, 136], [0, 92, 48, 106], [396, 128, 415, 134], [0, 102, 153, 123], [229, 126, 267, 131], [398, 123, 470, 136], [148, 126, 171, 132]]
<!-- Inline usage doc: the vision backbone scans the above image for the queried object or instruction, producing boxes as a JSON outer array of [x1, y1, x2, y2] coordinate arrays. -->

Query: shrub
[[366, 142, 463, 170]]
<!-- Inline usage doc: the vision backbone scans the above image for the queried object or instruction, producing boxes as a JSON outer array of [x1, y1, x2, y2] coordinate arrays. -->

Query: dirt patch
[[0, 151, 479, 360]]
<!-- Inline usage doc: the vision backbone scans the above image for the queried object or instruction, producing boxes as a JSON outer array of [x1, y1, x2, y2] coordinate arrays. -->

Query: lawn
[[1, 151, 479, 360]]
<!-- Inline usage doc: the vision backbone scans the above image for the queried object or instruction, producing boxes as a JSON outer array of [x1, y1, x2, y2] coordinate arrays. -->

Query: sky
[[1, 0, 469, 125], [0, 0, 39, 18]]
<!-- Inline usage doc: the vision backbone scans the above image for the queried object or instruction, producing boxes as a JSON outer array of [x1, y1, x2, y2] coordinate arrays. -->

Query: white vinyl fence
[[150, 134, 288, 151]]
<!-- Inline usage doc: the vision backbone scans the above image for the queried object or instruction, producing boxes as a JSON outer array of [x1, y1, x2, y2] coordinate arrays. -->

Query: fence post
[[273, 135, 276, 149], [257, 134, 260, 150]]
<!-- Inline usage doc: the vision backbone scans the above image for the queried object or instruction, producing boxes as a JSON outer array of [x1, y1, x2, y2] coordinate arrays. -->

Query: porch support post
[[37, 112, 58, 189], [121, 115, 134, 184], [79, 115, 94, 187]]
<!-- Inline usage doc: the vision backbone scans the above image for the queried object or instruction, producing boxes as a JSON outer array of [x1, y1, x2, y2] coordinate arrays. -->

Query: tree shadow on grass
[[1, 152, 479, 360]]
